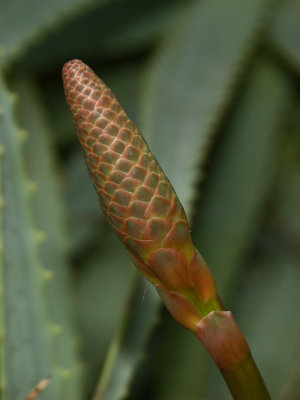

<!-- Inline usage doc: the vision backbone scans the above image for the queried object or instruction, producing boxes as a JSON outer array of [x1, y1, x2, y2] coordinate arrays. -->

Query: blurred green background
[[1, 0, 300, 399]]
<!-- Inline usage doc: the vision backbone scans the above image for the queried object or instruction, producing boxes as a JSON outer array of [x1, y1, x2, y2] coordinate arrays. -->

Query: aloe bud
[[63, 60, 222, 331]]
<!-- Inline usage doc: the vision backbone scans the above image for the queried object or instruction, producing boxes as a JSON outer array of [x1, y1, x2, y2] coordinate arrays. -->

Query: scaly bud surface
[[63, 60, 222, 331]]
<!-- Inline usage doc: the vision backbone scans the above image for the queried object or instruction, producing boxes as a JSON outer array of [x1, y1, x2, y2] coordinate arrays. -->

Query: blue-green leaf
[[268, 0, 300, 76], [142, 0, 271, 218], [77, 227, 136, 396], [92, 276, 160, 400], [0, 65, 56, 399], [192, 59, 293, 301], [20, 0, 182, 74], [0, 0, 111, 65], [13, 75, 82, 399]]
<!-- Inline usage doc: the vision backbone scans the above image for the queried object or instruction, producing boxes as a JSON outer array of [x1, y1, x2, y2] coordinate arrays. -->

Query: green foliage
[[1, 0, 300, 399], [268, 0, 300, 74], [0, 0, 110, 65], [92, 278, 160, 400], [142, 0, 270, 217], [193, 59, 292, 301], [13, 75, 82, 398], [0, 66, 57, 400]]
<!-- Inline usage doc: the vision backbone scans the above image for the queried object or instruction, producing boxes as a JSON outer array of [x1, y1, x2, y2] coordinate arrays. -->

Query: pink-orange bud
[[63, 59, 221, 329]]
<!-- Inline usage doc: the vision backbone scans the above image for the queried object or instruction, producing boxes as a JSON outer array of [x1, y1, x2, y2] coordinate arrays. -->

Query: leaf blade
[[192, 58, 293, 300], [0, 0, 111, 65], [0, 66, 56, 399], [141, 0, 271, 217], [268, 0, 300, 76], [12, 75, 82, 399]]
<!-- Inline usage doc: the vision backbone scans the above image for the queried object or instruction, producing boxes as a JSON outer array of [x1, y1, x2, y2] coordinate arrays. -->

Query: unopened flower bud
[[63, 59, 222, 331]]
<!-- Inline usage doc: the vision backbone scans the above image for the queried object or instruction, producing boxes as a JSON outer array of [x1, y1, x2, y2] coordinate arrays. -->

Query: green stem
[[196, 309, 271, 400], [221, 353, 271, 400]]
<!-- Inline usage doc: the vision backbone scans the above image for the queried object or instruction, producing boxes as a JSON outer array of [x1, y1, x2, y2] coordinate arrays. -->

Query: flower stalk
[[62, 59, 271, 400]]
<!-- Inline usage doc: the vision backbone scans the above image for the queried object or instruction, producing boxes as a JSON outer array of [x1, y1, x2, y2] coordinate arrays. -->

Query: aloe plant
[[62, 59, 272, 400], [1, 0, 300, 399]]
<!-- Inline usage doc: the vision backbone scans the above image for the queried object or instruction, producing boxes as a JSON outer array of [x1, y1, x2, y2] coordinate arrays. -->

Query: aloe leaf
[[153, 321, 211, 400], [154, 58, 293, 400], [141, 0, 271, 218], [268, 0, 300, 75], [279, 355, 300, 400], [265, 101, 300, 400], [77, 228, 137, 396], [271, 97, 300, 232], [0, 0, 111, 66], [12, 75, 82, 399], [92, 276, 160, 400], [0, 66, 57, 399], [20, 0, 182, 74], [192, 58, 293, 301]]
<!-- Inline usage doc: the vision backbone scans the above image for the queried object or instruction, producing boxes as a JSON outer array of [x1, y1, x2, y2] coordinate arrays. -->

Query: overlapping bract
[[63, 60, 220, 331]]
